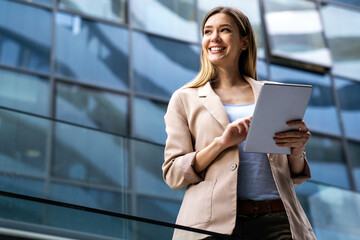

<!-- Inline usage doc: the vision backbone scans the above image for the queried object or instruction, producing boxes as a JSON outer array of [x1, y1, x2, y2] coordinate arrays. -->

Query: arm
[[163, 91, 252, 189]]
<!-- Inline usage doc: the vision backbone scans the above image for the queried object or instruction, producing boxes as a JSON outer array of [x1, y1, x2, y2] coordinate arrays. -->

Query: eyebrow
[[204, 24, 233, 28]]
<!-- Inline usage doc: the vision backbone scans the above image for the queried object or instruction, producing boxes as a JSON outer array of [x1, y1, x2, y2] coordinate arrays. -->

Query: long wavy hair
[[182, 6, 257, 89]]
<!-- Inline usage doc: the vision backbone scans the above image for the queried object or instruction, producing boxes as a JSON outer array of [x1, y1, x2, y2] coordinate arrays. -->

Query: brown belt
[[238, 199, 285, 216]]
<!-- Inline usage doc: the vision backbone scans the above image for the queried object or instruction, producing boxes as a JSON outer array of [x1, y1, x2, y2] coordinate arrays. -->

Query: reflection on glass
[[134, 140, 184, 200], [348, 141, 360, 192], [0, 0, 51, 73], [50, 182, 129, 214], [133, 31, 200, 98], [52, 121, 129, 188], [59, 0, 126, 23], [55, 12, 129, 90], [0, 109, 49, 177], [306, 135, 349, 188], [263, 0, 331, 67], [270, 65, 340, 136], [322, 5, 360, 81], [56, 82, 128, 134], [325, 0, 360, 9], [296, 181, 360, 240], [0, 68, 49, 116], [133, 98, 167, 144], [21, 0, 54, 7], [137, 196, 181, 224], [131, 0, 197, 42], [335, 78, 360, 140], [0, 175, 44, 198], [257, 59, 268, 80], [198, 0, 266, 58]]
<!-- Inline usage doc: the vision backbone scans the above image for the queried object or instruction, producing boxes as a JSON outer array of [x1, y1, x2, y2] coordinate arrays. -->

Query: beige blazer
[[163, 77, 317, 240]]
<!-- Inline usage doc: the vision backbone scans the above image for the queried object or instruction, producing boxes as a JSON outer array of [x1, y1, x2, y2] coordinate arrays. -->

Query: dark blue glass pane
[[348, 141, 360, 192], [133, 98, 167, 144], [0, 109, 49, 177], [55, 12, 129, 90], [133, 140, 184, 200], [270, 65, 341, 136], [56, 83, 128, 135], [133, 31, 200, 98], [0, 68, 49, 115], [335, 78, 360, 141], [137, 196, 181, 223], [306, 135, 349, 189], [0, 175, 44, 197], [49, 183, 130, 214], [131, 0, 197, 42], [59, 0, 126, 23], [0, 0, 51, 73], [52, 122, 129, 188]]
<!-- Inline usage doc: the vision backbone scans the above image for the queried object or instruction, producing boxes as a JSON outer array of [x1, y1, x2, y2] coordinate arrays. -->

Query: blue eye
[[221, 28, 230, 32]]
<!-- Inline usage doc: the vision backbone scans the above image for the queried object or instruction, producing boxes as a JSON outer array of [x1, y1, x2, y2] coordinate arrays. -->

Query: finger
[[275, 142, 306, 148], [273, 137, 309, 143], [275, 131, 311, 138], [287, 120, 309, 132]]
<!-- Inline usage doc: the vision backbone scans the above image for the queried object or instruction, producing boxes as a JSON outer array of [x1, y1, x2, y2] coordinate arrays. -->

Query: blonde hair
[[183, 6, 257, 89]]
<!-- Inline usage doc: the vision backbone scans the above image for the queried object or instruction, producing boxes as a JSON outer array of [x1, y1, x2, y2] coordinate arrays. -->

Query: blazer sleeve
[[162, 91, 203, 190], [290, 152, 311, 186]]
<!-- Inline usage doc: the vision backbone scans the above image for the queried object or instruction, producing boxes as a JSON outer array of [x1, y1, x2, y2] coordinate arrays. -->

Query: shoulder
[[169, 87, 199, 106]]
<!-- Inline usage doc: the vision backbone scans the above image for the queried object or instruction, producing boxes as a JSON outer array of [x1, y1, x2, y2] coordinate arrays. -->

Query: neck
[[213, 65, 246, 89]]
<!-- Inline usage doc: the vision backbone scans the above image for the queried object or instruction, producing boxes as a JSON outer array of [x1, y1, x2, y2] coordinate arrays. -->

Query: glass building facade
[[0, 0, 359, 239]]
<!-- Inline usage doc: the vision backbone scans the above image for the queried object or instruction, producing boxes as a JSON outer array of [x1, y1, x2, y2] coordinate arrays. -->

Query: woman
[[162, 6, 316, 240]]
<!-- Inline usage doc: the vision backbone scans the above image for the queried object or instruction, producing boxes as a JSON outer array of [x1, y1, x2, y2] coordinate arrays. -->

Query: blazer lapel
[[197, 78, 263, 130], [198, 82, 230, 129]]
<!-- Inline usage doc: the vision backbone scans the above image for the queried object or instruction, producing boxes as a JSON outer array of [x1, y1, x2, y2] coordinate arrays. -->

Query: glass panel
[[257, 59, 268, 80], [0, 68, 49, 116], [263, 0, 331, 67], [55, 12, 129, 90], [52, 121, 129, 188], [133, 140, 184, 200], [49, 182, 130, 214], [132, 31, 200, 98], [0, 175, 44, 197], [21, 0, 54, 7], [0, 0, 51, 73], [270, 65, 341, 136], [137, 196, 181, 223], [55, 82, 128, 135], [321, 5, 360, 80], [347, 141, 360, 192], [131, 0, 197, 42], [326, 0, 360, 8], [296, 181, 360, 240], [198, 0, 266, 58], [0, 194, 227, 240], [0, 109, 49, 177], [133, 97, 167, 144], [59, 0, 126, 23], [335, 78, 360, 140], [306, 135, 349, 188]]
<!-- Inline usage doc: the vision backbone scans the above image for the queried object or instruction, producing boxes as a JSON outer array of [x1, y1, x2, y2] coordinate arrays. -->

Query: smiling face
[[202, 13, 247, 69]]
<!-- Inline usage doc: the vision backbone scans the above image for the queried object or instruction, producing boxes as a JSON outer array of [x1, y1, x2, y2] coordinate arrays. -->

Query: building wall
[[0, 0, 360, 239]]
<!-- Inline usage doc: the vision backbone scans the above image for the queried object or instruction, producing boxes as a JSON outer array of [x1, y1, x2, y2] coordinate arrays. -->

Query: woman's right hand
[[218, 116, 252, 150]]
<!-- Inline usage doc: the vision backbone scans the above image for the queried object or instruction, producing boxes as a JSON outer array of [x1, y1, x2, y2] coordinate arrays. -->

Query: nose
[[210, 31, 221, 42]]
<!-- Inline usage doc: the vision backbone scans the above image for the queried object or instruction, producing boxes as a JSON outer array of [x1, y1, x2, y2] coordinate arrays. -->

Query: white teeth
[[210, 47, 224, 51]]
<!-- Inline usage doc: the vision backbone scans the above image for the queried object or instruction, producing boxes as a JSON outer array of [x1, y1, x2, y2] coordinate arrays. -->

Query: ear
[[241, 36, 249, 50]]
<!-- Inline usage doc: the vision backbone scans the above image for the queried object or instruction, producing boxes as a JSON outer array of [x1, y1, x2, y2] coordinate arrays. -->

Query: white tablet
[[243, 82, 312, 154]]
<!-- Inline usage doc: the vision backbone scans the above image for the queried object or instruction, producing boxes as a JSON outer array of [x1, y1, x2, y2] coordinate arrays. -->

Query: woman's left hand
[[273, 120, 311, 159]]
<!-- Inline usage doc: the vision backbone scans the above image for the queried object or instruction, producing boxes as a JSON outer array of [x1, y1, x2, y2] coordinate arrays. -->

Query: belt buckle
[[252, 202, 259, 216]]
